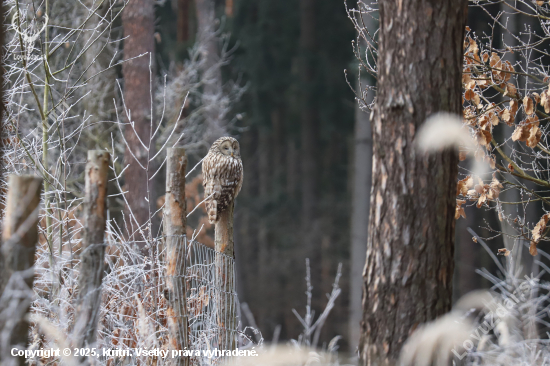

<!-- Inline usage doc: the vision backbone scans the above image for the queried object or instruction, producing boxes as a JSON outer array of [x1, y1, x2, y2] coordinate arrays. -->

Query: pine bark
[[121, 0, 155, 235], [349, 77, 372, 352], [359, 1, 467, 364]]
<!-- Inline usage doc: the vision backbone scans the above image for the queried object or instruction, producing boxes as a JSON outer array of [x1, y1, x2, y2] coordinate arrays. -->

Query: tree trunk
[[349, 77, 372, 352], [72, 151, 110, 353], [300, 0, 318, 237], [0, 176, 42, 366], [195, 0, 225, 141], [121, 0, 155, 237], [177, 0, 190, 43], [359, 1, 467, 364]]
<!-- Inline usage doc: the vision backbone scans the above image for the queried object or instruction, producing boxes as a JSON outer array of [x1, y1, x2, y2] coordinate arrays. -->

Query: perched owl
[[202, 137, 243, 224]]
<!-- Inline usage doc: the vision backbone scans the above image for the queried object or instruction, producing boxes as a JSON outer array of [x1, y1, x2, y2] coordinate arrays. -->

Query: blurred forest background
[[155, 0, 357, 349]]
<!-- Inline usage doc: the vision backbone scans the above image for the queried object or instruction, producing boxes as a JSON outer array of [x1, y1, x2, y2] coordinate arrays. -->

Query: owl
[[202, 137, 243, 224]]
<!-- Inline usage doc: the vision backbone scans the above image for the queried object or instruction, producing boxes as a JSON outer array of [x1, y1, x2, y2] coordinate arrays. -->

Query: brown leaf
[[504, 83, 518, 98], [524, 96, 534, 115], [527, 125, 542, 148], [530, 241, 538, 256], [488, 173, 502, 200], [542, 90, 550, 113], [498, 248, 511, 256], [489, 52, 500, 67], [532, 213, 550, 243], [468, 37, 479, 57], [455, 199, 467, 220], [512, 124, 529, 142], [473, 93, 481, 108], [510, 99, 519, 115], [490, 112, 499, 126], [501, 109, 512, 125], [476, 129, 492, 147], [459, 150, 467, 161], [456, 175, 473, 196]]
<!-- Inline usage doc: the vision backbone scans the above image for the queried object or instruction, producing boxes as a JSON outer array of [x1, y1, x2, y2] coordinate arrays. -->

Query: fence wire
[[162, 235, 239, 365]]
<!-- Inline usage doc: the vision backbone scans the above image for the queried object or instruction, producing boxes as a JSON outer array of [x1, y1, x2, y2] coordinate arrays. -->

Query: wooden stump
[[164, 147, 189, 366], [72, 151, 110, 353], [0, 175, 42, 366], [215, 201, 236, 351]]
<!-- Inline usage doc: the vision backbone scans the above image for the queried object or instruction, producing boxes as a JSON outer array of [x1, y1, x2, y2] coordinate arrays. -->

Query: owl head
[[210, 137, 241, 159]]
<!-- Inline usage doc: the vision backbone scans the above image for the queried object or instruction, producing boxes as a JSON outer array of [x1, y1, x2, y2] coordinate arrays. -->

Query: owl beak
[[231, 151, 234, 157]]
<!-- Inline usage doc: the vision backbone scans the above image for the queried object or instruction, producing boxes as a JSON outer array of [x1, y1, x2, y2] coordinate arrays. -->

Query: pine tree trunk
[[359, 1, 467, 364], [121, 0, 155, 237], [177, 0, 190, 43], [349, 77, 372, 352]]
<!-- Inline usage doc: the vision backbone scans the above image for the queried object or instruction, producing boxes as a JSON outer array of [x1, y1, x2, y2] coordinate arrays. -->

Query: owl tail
[[207, 200, 218, 224]]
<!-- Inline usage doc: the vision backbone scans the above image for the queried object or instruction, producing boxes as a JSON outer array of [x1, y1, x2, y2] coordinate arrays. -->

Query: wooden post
[[215, 201, 236, 350], [164, 147, 189, 366], [72, 151, 109, 352], [0, 175, 42, 366]]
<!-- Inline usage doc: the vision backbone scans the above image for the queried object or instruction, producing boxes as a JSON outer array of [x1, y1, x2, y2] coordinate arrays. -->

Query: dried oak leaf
[[473, 174, 502, 208], [533, 92, 541, 105], [488, 174, 503, 199], [490, 111, 499, 126], [474, 178, 489, 207], [473, 93, 481, 108], [498, 248, 511, 256], [532, 213, 550, 243], [455, 199, 467, 220], [476, 129, 492, 148], [512, 124, 529, 142], [523, 95, 535, 115], [527, 125, 542, 148], [541, 90, 550, 113], [530, 241, 538, 256], [503, 83, 518, 98], [457, 175, 474, 196], [485, 155, 496, 169], [501, 108, 512, 125]]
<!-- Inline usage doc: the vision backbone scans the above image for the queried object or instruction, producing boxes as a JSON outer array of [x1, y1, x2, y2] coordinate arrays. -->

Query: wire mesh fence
[[26, 230, 250, 366], [163, 235, 239, 364]]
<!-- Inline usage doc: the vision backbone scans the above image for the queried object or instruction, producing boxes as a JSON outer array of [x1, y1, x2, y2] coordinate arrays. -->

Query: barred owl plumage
[[202, 137, 243, 224]]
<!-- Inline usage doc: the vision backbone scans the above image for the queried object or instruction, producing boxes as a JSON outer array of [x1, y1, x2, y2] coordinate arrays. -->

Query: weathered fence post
[[0, 175, 42, 366], [215, 201, 237, 351], [164, 147, 189, 366], [72, 151, 109, 353]]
